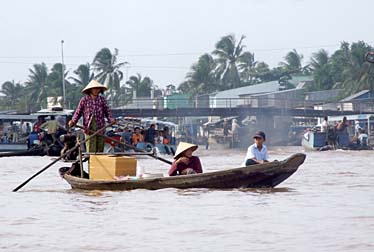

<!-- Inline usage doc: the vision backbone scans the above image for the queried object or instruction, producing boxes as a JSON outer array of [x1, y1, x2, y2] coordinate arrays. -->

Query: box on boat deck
[[89, 155, 137, 181]]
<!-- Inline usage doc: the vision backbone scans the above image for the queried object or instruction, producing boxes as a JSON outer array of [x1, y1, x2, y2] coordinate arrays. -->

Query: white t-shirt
[[321, 120, 328, 133], [241, 143, 269, 166], [358, 133, 368, 145]]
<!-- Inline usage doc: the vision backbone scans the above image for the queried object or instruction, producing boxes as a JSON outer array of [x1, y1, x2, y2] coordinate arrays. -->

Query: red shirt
[[71, 95, 113, 133], [168, 156, 203, 176]]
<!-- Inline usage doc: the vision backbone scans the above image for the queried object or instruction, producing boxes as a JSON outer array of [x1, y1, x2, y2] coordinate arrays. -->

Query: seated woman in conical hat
[[68, 80, 116, 153], [168, 142, 203, 176]]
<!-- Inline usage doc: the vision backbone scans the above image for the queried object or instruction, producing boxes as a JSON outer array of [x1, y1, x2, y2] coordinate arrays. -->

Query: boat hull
[[61, 153, 306, 191]]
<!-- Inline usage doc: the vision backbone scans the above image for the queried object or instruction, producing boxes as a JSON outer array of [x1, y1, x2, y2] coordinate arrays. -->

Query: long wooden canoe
[[60, 153, 306, 191]]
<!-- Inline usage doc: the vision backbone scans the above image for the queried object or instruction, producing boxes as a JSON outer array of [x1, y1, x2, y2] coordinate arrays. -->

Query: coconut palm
[[213, 34, 246, 89], [126, 73, 153, 98], [1, 80, 24, 107], [338, 41, 374, 95], [179, 53, 219, 96], [25, 63, 49, 110], [68, 63, 94, 106], [69, 63, 94, 87], [280, 49, 305, 74], [47, 63, 70, 99], [92, 48, 128, 96], [309, 49, 333, 90], [238, 51, 257, 85]]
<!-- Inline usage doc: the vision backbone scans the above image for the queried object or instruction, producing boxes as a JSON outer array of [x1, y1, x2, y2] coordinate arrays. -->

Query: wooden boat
[[59, 153, 306, 191], [302, 130, 349, 151]]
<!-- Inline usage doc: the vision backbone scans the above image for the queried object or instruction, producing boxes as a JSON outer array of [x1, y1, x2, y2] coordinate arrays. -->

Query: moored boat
[[59, 153, 306, 191]]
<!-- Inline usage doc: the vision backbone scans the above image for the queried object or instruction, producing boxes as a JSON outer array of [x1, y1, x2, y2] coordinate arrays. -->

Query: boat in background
[[302, 130, 349, 150], [302, 114, 374, 151]]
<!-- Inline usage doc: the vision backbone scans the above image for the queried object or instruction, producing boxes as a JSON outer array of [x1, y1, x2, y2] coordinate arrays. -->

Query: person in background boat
[[321, 116, 328, 133], [336, 116, 349, 132], [231, 119, 240, 146], [68, 80, 115, 153], [242, 131, 269, 166], [357, 128, 368, 147], [40, 115, 59, 143], [162, 126, 172, 145], [131, 127, 144, 146], [120, 126, 133, 147], [144, 124, 156, 145], [223, 118, 229, 138], [168, 142, 203, 176], [34, 116, 46, 133], [354, 120, 362, 137]]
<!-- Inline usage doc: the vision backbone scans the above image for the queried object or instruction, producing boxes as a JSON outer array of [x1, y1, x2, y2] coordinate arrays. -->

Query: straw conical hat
[[174, 142, 198, 159], [82, 80, 108, 94]]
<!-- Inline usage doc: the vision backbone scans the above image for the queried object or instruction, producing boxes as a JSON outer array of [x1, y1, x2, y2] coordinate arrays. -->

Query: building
[[209, 81, 280, 108]]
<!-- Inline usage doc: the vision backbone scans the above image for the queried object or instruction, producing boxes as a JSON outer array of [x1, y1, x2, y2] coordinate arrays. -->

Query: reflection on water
[[0, 147, 373, 251]]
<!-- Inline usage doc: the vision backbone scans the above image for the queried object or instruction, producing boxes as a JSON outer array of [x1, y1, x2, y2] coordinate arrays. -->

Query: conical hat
[[82, 80, 108, 94], [174, 142, 198, 159]]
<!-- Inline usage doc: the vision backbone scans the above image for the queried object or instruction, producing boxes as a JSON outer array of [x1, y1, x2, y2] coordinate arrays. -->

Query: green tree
[[279, 49, 305, 74], [68, 63, 94, 106], [126, 73, 153, 98], [92, 48, 128, 98], [213, 34, 246, 89], [309, 49, 333, 90], [238, 51, 257, 85], [178, 53, 218, 96], [25, 63, 49, 111], [47, 63, 71, 107], [338, 41, 374, 95], [1, 80, 24, 107]]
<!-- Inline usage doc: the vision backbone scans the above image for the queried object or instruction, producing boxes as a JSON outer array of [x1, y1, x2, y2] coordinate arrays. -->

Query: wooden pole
[[12, 123, 113, 192], [74, 124, 173, 165]]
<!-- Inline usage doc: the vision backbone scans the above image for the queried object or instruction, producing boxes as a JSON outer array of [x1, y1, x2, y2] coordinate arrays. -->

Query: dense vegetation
[[1, 35, 373, 112]]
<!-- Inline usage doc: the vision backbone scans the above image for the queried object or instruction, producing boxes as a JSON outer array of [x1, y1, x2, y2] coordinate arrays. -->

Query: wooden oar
[[12, 124, 113, 192], [74, 124, 173, 165]]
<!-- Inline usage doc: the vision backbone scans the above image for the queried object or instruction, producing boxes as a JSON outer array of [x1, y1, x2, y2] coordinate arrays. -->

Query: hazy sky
[[1, 0, 373, 88]]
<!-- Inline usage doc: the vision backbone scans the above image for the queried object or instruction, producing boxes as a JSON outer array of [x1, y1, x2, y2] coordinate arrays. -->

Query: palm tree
[[92, 48, 128, 100], [179, 53, 218, 96], [1, 80, 24, 107], [238, 51, 257, 85], [68, 63, 94, 106], [25, 63, 49, 110], [280, 49, 305, 74], [69, 63, 94, 87], [340, 41, 374, 95], [126, 73, 153, 98], [212, 34, 246, 89], [309, 49, 333, 90], [47, 63, 70, 101]]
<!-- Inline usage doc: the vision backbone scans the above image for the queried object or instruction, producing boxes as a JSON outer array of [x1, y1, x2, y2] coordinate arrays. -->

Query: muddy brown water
[[0, 147, 373, 252]]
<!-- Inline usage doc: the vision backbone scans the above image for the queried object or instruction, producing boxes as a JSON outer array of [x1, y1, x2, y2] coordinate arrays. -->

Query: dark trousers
[[245, 159, 258, 166]]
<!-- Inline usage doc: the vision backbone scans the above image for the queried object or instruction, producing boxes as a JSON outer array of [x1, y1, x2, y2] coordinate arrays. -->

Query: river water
[[0, 146, 373, 252]]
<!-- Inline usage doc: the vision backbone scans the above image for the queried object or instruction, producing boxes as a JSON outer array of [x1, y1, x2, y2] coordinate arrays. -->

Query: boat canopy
[[32, 107, 74, 117]]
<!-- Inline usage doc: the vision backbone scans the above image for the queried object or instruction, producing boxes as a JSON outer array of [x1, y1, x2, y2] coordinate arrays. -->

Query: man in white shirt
[[357, 129, 368, 146], [321, 116, 328, 133], [242, 131, 269, 166], [355, 120, 362, 137]]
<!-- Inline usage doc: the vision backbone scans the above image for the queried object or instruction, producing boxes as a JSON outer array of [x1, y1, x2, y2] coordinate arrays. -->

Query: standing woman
[[68, 80, 115, 152]]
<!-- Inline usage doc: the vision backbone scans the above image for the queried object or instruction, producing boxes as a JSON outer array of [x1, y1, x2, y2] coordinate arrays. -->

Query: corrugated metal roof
[[212, 81, 279, 99], [341, 90, 369, 102]]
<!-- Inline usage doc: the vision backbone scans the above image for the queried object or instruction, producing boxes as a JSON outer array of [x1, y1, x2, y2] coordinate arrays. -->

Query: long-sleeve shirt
[[168, 156, 203, 176], [71, 95, 113, 133]]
